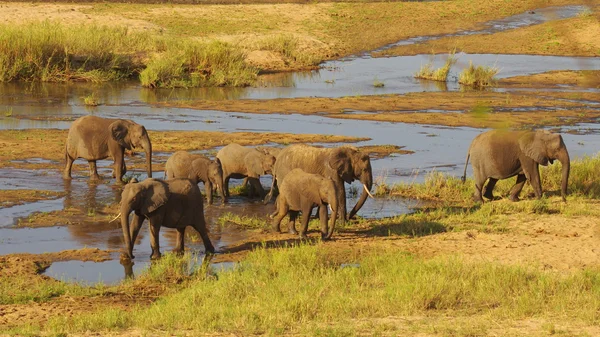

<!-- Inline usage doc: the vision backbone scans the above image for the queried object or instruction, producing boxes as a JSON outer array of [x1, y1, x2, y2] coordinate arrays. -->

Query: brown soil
[[500, 70, 600, 88], [0, 189, 66, 208], [379, 7, 600, 58]]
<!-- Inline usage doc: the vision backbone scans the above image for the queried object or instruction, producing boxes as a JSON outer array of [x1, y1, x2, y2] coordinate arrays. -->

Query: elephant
[[272, 168, 339, 239], [216, 143, 276, 198], [63, 115, 152, 183], [462, 129, 570, 203], [241, 146, 283, 195], [164, 151, 226, 205], [119, 178, 215, 260], [265, 144, 373, 222]]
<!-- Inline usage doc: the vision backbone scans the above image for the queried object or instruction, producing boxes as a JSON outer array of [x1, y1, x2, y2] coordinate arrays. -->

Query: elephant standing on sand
[[64, 115, 152, 182], [265, 144, 373, 222], [462, 129, 570, 203], [119, 178, 215, 260], [216, 143, 276, 198], [272, 168, 339, 239], [164, 151, 226, 205]]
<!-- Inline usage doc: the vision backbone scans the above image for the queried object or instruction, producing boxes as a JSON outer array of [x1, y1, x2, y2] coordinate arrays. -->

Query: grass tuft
[[414, 50, 457, 82], [458, 60, 499, 88]]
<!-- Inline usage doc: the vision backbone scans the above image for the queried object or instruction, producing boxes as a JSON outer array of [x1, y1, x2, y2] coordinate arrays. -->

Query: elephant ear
[[328, 147, 354, 182], [109, 120, 131, 148], [519, 131, 549, 166], [141, 179, 170, 215]]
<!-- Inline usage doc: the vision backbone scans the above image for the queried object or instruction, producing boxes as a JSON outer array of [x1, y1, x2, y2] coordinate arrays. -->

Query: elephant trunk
[[120, 203, 134, 259], [347, 170, 373, 220], [142, 137, 152, 178], [326, 201, 338, 239], [218, 183, 227, 205], [558, 149, 570, 202]]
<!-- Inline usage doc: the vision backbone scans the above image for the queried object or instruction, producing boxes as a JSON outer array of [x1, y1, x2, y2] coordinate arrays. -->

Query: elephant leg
[[318, 204, 328, 240], [263, 177, 278, 204], [149, 221, 162, 260], [272, 198, 288, 233], [248, 177, 266, 199], [205, 182, 214, 205], [299, 202, 313, 239], [88, 161, 101, 181], [528, 163, 543, 199], [63, 154, 74, 179], [113, 151, 125, 183], [191, 217, 215, 254], [482, 178, 498, 200], [224, 176, 231, 197], [174, 227, 186, 256], [288, 211, 299, 235], [472, 169, 486, 203], [509, 174, 527, 202]]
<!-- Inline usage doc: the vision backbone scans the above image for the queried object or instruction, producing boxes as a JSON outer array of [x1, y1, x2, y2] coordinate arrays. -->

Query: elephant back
[[274, 144, 326, 183]]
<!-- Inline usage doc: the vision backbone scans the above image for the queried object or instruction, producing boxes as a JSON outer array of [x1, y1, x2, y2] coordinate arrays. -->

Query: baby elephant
[[272, 168, 338, 240], [462, 129, 570, 203], [119, 178, 215, 260], [164, 151, 226, 205]]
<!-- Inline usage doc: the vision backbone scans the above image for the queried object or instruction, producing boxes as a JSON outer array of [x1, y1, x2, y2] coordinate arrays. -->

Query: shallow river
[[1, 5, 599, 284]]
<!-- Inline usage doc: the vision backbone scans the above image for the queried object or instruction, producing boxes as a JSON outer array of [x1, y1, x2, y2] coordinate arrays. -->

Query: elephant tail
[[461, 152, 470, 183]]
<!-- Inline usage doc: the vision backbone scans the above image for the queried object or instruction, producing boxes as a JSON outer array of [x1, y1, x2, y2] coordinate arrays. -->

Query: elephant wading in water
[[462, 129, 570, 203], [119, 178, 215, 260], [216, 143, 276, 198], [165, 151, 226, 205], [64, 116, 152, 182], [272, 168, 339, 239], [265, 144, 373, 222]]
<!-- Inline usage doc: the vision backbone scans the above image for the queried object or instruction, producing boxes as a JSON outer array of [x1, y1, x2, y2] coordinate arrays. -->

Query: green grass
[[0, 274, 107, 305], [414, 50, 457, 82], [217, 212, 269, 229], [458, 60, 499, 88], [40, 244, 600, 335], [83, 93, 99, 106], [0, 21, 257, 88]]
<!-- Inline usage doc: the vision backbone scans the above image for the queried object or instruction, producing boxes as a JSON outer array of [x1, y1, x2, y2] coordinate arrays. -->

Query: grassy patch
[[458, 60, 499, 88], [217, 212, 269, 229], [252, 34, 322, 68], [0, 275, 106, 305], [42, 244, 600, 335], [0, 22, 257, 87], [414, 50, 458, 82]]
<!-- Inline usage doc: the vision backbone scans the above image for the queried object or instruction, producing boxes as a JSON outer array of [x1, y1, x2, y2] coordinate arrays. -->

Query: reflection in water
[[417, 78, 449, 92]]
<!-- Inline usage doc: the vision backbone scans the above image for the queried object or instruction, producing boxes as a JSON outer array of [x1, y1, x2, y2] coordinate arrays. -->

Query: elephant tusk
[[109, 212, 122, 223], [363, 184, 374, 199], [328, 204, 333, 212]]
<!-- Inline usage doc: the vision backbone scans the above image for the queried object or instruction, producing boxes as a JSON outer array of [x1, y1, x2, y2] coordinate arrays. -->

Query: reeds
[[458, 60, 499, 88]]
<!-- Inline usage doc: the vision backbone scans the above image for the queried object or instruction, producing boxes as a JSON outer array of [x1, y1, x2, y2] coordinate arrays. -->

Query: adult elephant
[[164, 151, 226, 205], [266, 144, 373, 221], [216, 143, 276, 198], [119, 178, 215, 260], [462, 129, 570, 203], [63, 115, 152, 182], [272, 168, 338, 239]]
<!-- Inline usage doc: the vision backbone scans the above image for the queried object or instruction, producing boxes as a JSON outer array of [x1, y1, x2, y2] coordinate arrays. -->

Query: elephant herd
[[62, 116, 571, 260]]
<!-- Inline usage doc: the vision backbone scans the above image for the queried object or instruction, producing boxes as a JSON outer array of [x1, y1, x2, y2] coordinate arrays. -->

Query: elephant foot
[[150, 252, 162, 260], [120, 252, 134, 261], [321, 233, 330, 240], [472, 196, 484, 203], [271, 225, 281, 233], [288, 228, 298, 235], [509, 195, 520, 202], [299, 233, 308, 239], [483, 192, 495, 200], [172, 249, 184, 256], [62, 173, 72, 180]]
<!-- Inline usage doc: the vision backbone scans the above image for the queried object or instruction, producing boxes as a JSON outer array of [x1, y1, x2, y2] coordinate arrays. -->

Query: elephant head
[[110, 120, 153, 179], [203, 158, 226, 205], [120, 178, 169, 259], [328, 146, 373, 219], [247, 151, 276, 176], [319, 179, 339, 239], [519, 130, 570, 201]]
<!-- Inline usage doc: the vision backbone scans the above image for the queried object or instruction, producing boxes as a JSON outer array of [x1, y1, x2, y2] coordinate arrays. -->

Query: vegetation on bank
[[0, 22, 257, 87], [458, 61, 499, 88]]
